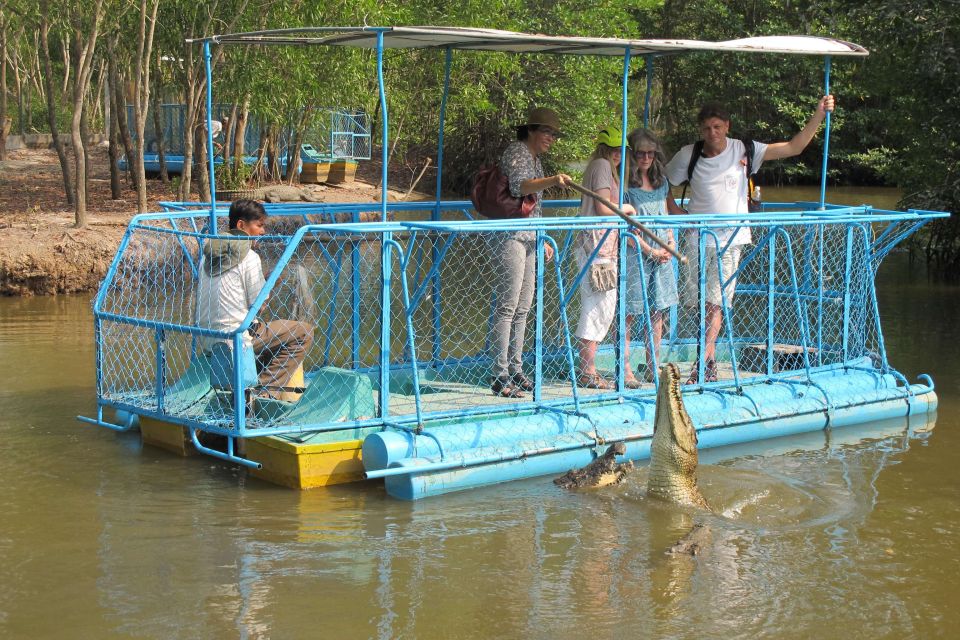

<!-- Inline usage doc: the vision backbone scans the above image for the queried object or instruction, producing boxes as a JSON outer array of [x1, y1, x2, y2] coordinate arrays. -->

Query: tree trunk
[[152, 91, 169, 183], [195, 121, 210, 202], [16, 61, 24, 136], [110, 54, 137, 189], [131, 0, 160, 213], [108, 94, 122, 199], [0, 15, 8, 161], [39, 12, 74, 205], [285, 127, 304, 184], [80, 95, 91, 186], [233, 96, 250, 167], [179, 81, 196, 201], [222, 103, 237, 168], [69, 0, 104, 228]]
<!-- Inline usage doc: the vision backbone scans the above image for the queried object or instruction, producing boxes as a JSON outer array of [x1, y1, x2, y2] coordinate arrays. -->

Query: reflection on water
[[3, 208, 960, 637]]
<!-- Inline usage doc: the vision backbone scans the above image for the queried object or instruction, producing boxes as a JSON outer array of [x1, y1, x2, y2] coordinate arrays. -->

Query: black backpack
[[680, 138, 761, 213]]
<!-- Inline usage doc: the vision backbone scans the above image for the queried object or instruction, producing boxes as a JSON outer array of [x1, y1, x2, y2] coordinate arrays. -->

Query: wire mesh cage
[[92, 204, 925, 440]]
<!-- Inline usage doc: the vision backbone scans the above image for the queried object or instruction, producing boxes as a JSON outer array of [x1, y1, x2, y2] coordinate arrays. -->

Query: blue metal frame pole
[[232, 331, 246, 435], [841, 224, 854, 363], [767, 232, 776, 376], [861, 225, 891, 371], [377, 32, 388, 221], [817, 225, 825, 365], [155, 328, 166, 413], [435, 47, 452, 217], [544, 236, 581, 412], [618, 48, 630, 206], [616, 47, 631, 389], [432, 47, 452, 364], [819, 56, 832, 210], [380, 230, 393, 419], [534, 231, 545, 404], [203, 41, 217, 231]]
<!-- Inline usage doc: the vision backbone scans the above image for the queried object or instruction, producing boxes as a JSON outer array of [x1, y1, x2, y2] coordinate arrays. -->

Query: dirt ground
[[0, 147, 428, 296]]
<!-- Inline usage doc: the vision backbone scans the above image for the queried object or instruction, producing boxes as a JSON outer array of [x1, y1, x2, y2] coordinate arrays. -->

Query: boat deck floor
[[384, 360, 764, 417]]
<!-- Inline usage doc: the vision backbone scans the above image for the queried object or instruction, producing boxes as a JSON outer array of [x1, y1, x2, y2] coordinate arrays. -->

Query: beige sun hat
[[525, 107, 561, 132]]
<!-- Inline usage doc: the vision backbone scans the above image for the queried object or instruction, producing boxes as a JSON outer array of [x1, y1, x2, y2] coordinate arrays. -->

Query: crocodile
[[221, 184, 323, 203], [647, 362, 710, 510], [554, 441, 633, 489], [553, 363, 712, 555]]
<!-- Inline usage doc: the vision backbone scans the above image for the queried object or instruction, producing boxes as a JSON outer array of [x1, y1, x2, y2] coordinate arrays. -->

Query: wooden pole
[[567, 179, 686, 264]]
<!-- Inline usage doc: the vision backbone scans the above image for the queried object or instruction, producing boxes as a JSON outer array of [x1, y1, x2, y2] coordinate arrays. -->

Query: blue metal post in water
[[819, 56, 832, 210], [204, 41, 217, 231]]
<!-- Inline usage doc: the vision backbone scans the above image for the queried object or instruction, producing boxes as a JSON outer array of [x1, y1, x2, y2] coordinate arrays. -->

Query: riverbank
[[0, 148, 429, 296]]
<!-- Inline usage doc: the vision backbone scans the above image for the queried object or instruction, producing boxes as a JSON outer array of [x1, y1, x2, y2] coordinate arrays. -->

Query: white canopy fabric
[[190, 26, 868, 57]]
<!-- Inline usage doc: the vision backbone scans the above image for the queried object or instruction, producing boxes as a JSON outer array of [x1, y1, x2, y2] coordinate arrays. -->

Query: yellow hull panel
[[140, 416, 196, 457], [246, 437, 366, 489], [138, 416, 367, 489]]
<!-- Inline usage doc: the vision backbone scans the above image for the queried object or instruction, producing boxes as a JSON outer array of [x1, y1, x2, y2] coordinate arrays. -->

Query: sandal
[[623, 377, 643, 390], [577, 372, 614, 390], [685, 359, 718, 384], [511, 373, 534, 392], [491, 376, 525, 398], [637, 365, 656, 383]]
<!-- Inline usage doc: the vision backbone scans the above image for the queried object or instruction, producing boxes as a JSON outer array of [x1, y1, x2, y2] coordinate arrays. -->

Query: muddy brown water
[[2, 187, 959, 639]]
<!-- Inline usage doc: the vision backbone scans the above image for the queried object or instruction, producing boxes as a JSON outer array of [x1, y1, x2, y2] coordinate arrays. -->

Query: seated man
[[196, 199, 313, 400]]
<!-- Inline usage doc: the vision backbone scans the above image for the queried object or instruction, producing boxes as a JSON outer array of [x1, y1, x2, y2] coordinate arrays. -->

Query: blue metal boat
[[80, 27, 947, 499]]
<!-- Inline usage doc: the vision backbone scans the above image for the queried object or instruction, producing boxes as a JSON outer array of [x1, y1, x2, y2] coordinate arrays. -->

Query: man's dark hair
[[228, 199, 267, 229], [697, 103, 731, 124]]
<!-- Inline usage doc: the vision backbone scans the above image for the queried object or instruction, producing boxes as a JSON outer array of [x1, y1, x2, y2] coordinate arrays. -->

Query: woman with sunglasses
[[623, 129, 685, 386]]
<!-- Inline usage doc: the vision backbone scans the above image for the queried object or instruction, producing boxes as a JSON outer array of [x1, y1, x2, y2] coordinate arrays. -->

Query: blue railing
[[86, 201, 946, 455]]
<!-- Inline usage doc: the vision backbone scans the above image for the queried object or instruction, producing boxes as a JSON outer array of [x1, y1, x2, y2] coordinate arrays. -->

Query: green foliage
[[216, 161, 253, 191], [2, 0, 956, 265], [826, 0, 959, 274]]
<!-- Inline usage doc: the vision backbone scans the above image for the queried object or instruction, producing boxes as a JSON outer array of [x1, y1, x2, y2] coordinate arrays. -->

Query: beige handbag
[[589, 262, 617, 293]]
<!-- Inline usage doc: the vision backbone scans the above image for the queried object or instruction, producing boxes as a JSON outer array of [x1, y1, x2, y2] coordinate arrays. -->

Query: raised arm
[[763, 95, 835, 161]]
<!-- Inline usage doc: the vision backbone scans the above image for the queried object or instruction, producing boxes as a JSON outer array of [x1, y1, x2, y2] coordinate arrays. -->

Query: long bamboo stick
[[567, 179, 686, 264]]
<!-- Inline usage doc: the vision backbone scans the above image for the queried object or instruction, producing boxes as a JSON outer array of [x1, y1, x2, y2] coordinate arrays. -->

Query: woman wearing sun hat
[[488, 107, 572, 398]]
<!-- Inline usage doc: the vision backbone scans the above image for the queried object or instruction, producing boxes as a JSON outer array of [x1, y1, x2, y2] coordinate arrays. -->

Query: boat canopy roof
[[189, 26, 868, 57]]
